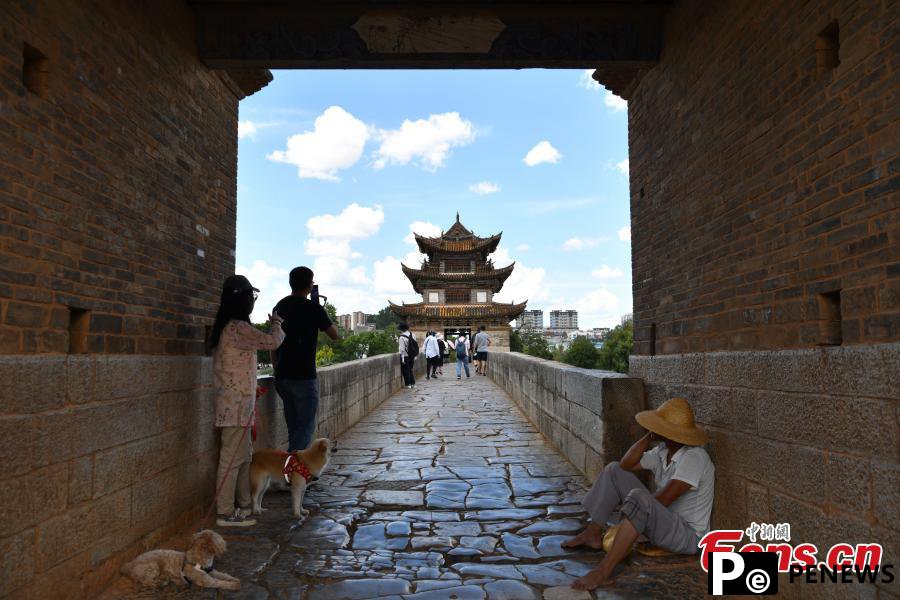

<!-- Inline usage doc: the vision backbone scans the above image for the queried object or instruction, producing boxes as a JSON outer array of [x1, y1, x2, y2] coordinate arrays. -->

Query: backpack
[[404, 333, 419, 358], [455, 339, 467, 356]]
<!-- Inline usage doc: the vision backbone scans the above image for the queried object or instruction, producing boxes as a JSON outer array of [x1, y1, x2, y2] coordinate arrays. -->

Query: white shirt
[[640, 443, 715, 536], [423, 335, 440, 358], [398, 332, 415, 358], [473, 331, 490, 352]]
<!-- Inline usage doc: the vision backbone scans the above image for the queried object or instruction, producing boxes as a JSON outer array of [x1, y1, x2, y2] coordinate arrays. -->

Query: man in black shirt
[[273, 266, 340, 451]]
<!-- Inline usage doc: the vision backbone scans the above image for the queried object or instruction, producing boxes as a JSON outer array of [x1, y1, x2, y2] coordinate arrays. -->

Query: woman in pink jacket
[[209, 275, 285, 527]]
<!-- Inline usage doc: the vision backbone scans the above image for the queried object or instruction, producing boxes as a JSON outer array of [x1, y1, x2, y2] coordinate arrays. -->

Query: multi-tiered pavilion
[[390, 215, 526, 350]]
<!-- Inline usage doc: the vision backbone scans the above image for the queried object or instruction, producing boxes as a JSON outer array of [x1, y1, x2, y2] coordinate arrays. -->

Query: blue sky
[[236, 69, 632, 328]]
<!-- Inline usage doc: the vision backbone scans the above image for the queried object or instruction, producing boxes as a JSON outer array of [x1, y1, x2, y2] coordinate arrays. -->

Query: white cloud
[[578, 69, 600, 91], [236, 260, 291, 322], [523, 140, 562, 166], [303, 238, 359, 260], [373, 112, 476, 171], [604, 91, 628, 112], [516, 243, 530, 252], [616, 158, 629, 176], [312, 256, 369, 286], [402, 221, 443, 245], [573, 288, 623, 329], [490, 247, 550, 305], [238, 120, 258, 140], [298, 203, 385, 310], [618, 226, 631, 242], [592, 265, 624, 279], [306, 203, 385, 240], [469, 181, 501, 195], [267, 106, 369, 181], [373, 256, 419, 301], [562, 237, 608, 251]]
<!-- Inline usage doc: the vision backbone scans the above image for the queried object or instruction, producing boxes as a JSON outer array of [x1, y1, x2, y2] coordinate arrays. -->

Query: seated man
[[562, 397, 715, 590]]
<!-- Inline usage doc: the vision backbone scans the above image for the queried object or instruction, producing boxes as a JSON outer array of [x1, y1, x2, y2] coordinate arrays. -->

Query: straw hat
[[634, 397, 707, 446], [602, 524, 673, 557]]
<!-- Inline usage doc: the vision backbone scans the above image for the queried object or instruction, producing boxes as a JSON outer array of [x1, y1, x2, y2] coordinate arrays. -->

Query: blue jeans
[[456, 356, 470, 377], [275, 378, 320, 452]]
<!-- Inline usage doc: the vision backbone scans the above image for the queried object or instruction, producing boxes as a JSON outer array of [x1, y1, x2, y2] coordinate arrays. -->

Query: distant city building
[[549, 310, 578, 329], [337, 311, 371, 332], [589, 327, 611, 340], [516, 309, 544, 329]]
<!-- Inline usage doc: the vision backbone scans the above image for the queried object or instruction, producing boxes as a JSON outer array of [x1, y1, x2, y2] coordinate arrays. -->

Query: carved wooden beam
[[189, 2, 668, 69]]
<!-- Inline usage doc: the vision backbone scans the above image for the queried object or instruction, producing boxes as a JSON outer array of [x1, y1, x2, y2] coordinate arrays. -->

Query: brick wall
[[631, 344, 898, 599], [1, 0, 242, 597], [629, 0, 898, 355], [1, 0, 238, 355]]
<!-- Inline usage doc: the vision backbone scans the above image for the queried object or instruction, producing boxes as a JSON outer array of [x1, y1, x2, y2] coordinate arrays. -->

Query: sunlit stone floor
[[102, 373, 705, 599]]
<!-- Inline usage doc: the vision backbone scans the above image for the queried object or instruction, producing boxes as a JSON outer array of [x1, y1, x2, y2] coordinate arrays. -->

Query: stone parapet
[[0, 354, 214, 598], [630, 342, 899, 599], [0, 351, 422, 598], [256, 353, 425, 448], [487, 352, 646, 480]]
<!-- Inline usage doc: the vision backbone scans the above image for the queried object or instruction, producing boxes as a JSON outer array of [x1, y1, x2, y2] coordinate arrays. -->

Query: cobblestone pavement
[[103, 374, 705, 599]]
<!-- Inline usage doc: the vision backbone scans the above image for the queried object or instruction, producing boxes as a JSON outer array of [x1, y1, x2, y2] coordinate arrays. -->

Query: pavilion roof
[[414, 232, 502, 255], [400, 262, 515, 293], [389, 300, 527, 320]]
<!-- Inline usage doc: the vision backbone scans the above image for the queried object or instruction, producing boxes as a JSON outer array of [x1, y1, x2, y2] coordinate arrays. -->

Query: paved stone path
[[103, 374, 704, 599]]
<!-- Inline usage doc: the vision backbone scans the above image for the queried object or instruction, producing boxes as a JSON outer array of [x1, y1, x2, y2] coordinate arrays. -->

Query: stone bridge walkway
[[103, 374, 704, 599]]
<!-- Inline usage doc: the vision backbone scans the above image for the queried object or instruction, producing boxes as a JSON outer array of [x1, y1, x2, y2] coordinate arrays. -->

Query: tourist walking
[[436, 333, 446, 375], [210, 275, 285, 527], [398, 323, 418, 388], [272, 267, 340, 452], [424, 330, 440, 379], [473, 325, 490, 375], [455, 335, 470, 379]]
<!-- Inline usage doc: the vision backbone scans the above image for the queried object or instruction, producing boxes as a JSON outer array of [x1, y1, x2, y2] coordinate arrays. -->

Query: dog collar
[[282, 453, 314, 484]]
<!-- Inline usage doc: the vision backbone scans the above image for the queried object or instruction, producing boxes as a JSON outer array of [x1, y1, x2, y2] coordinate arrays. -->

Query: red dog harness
[[280, 452, 314, 484]]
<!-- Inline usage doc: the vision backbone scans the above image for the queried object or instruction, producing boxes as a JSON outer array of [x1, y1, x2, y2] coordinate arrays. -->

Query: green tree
[[252, 322, 273, 366], [596, 320, 633, 373], [519, 331, 552, 359], [330, 329, 399, 363], [316, 345, 334, 367], [372, 306, 401, 330], [509, 329, 523, 352], [563, 336, 600, 369]]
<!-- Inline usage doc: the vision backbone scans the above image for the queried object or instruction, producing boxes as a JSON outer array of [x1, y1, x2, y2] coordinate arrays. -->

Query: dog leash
[[200, 386, 266, 525]]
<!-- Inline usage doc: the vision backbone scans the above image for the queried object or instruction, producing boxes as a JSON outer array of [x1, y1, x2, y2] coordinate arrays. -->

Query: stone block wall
[[0, 1, 248, 596], [1, 0, 239, 356], [487, 352, 646, 480], [0, 352, 420, 598], [0, 355, 216, 598], [629, 0, 898, 355], [255, 353, 425, 448], [631, 343, 899, 599]]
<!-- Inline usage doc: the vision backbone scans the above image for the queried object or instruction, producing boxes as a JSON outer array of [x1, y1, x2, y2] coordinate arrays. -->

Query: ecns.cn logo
[[709, 552, 779, 595]]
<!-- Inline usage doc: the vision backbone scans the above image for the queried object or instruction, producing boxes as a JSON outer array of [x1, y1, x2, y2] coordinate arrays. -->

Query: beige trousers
[[216, 426, 253, 516]]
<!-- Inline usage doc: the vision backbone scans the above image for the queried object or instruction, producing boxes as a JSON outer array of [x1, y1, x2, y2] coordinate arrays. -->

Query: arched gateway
[[2, 1, 896, 597]]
